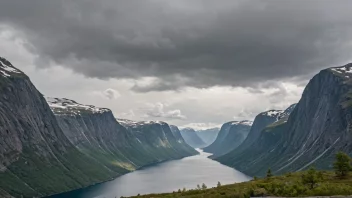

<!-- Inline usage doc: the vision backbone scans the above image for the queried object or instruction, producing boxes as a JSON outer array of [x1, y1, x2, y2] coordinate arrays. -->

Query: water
[[51, 149, 251, 198]]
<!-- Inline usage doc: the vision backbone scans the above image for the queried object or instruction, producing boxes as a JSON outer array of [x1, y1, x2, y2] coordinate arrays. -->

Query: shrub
[[201, 183, 207, 190], [266, 168, 273, 178], [333, 151, 352, 178], [301, 166, 321, 189]]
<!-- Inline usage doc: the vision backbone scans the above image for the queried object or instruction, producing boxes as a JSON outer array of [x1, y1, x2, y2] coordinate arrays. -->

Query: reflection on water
[[50, 149, 251, 198]]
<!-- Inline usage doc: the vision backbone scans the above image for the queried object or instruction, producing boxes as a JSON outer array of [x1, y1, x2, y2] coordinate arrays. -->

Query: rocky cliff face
[[0, 57, 115, 197], [195, 128, 220, 146], [217, 64, 352, 177], [180, 128, 207, 148], [203, 121, 252, 157]]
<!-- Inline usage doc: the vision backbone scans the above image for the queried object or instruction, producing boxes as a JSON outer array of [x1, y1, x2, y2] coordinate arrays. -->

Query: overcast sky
[[1, 0, 352, 129]]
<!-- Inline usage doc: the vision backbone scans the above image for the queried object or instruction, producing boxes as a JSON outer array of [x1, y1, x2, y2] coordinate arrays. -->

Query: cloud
[[92, 88, 121, 99], [143, 102, 186, 120], [1, 0, 352, 92]]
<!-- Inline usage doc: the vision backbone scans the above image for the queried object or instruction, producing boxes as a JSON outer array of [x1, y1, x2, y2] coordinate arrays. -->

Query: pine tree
[[201, 183, 207, 190], [266, 168, 273, 178], [301, 166, 320, 189], [333, 152, 352, 178], [217, 181, 221, 187], [197, 184, 201, 190]]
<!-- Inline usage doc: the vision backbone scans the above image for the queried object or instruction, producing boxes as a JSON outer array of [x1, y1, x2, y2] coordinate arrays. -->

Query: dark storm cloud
[[1, 0, 352, 91]]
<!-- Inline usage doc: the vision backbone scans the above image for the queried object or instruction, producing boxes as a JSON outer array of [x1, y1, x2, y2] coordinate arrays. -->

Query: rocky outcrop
[[195, 128, 220, 146], [180, 128, 207, 148], [203, 121, 252, 157], [217, 64, 352, 177]]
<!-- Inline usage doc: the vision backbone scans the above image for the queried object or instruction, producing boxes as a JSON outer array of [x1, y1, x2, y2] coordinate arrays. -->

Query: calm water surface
[[51, 149, 251, 198]]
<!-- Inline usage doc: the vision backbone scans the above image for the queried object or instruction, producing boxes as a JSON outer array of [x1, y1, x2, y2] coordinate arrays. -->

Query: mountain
[[48, 98, 170, 171], [215, 105, 296, 174], [203, 121, 252, 157], [0, 57, 198, 198], [116, 119, 198, 159], [180, 128, 207, 148], [0, 57, 116, 197], [217, 63, 352, 177], [169, 125, 200, 155], [195, 128, 220, 146], [215, 109, 289, 162]]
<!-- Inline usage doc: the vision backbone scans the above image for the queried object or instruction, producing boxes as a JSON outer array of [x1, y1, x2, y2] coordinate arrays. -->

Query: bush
[[301, 167, 321, 189], [333, 151, 352, 178], [266, 168, 273, 178], [253, 188, 268, 196]]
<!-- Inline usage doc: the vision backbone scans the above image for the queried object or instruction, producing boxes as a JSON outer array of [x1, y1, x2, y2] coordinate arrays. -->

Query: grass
[[129, 171, 352, 198]]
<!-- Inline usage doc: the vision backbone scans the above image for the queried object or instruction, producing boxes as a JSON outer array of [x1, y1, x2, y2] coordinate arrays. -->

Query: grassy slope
[[130, 171, 352, 198]]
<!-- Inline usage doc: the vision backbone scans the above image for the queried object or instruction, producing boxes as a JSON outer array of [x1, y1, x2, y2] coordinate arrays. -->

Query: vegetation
[[266, 168, 273, 178], [130, 152, 352, 198], [301, 167, 321, 189], [130, 171, 352, 198], [334, 152, 352, 178]]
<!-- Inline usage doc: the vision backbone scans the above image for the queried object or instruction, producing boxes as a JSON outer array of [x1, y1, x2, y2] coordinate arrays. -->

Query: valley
[[1, 56, 352, 198]]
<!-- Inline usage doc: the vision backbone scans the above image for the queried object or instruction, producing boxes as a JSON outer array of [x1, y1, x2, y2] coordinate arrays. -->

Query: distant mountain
[[117, 119, 198, 159], [195, 128, 220, 146], [221, 109, 288, 158], [203, 121, 252, 157], [217, 64, 352, 177], [180, 128, 207, 148]]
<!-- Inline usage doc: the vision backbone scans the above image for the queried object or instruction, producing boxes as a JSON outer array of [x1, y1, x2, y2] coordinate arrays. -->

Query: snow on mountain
[[0, 57, 22, 77], [46, 97, 110, 115]]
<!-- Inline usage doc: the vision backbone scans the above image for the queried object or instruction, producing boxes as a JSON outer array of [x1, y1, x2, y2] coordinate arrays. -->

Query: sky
[[1, 0, 352, 130]]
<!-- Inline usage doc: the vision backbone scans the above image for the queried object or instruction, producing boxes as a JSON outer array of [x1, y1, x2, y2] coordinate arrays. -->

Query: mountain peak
[[46, 97, 111, 115], [329, 63, 352, 79]]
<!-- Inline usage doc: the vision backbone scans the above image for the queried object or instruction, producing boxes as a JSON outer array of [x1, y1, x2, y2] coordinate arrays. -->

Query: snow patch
[[230, 120, 253, 126], [117, 118, 165, 128], [0, 59, 21, 77], [331, 65, 352, 78], [46, 97, 110, 115]]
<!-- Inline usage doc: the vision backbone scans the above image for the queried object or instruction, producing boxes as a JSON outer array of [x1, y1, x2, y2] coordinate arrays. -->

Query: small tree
[[217, 181, 221, 187], [202, 183, 207, 190], [197, 184, 201, 190], [301, 166, 320, 189], [266, 168, 273, 178], [182, 187, 186, 192], [333, 151, 352, 178]]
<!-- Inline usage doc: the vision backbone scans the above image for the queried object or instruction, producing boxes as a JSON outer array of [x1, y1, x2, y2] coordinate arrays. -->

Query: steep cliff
[[0, 57, 114, 197], [180, 128, 207, 148], [195, 128, 220, 146], [203, 121, 252, 157], [170, 125, 200, 155], [48, 99, 199, 170], [117, 120, 198, 160], [218, 64, 352, 177]]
